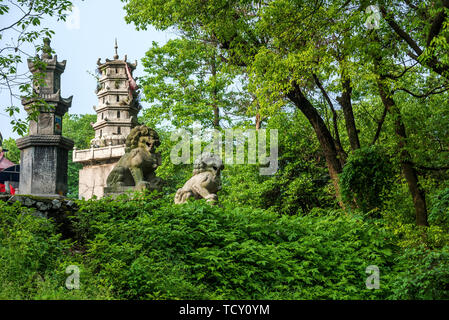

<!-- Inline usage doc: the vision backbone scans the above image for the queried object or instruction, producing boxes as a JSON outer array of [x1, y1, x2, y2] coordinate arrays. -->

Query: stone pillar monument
[[16, 38, 74, 196]]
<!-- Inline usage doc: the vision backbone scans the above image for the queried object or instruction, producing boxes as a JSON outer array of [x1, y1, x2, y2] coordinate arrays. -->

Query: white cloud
[[66, 5, 81, 30]]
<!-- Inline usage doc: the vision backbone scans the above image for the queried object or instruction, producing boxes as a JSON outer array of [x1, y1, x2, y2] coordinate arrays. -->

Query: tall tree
[[122, 0, 363, 204], [357, 11, 449, 225], [376, 73, 429, 226], [122, 0, 448, 219], [140, 38, 252, 130]]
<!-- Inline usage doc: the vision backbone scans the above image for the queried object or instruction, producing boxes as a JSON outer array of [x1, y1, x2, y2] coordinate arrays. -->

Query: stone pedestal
[[16, 135, 74, 196], [73, 144, 126, 199], [103, 179, 162, 198], [103, 185, 135, 198], [78, 161, 118, 199]]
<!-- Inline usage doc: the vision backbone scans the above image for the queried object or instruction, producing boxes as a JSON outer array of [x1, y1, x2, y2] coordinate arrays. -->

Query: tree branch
[[371, 104, 388, 145], [380, 6, 423, 56], [0, 1, 34, 33], [394, 85, 449, 98], [313, 73, 347, 164]]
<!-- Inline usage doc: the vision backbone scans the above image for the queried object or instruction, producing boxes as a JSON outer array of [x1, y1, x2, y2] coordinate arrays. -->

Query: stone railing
[[73, 144, 125, 163]]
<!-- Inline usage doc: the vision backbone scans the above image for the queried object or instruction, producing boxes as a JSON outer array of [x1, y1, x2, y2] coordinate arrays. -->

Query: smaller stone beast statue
[[175, 152, 224, 204], [105, 125, 162, 193]]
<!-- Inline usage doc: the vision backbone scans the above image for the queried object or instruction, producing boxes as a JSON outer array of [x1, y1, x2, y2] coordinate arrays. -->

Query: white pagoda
[[73, 41, 141, 199]]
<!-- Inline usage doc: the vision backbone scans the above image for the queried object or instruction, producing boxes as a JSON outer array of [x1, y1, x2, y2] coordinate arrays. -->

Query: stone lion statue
[[105, 125, 163, 193], [174, 152, 224, 204]]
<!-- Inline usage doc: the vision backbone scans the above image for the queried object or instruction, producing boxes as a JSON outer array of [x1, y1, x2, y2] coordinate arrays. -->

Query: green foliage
[[2, 138, 20, 163], [141, 38, 251, 129], [221, 110, 334, 215], [1, 0, 449, 301], [340, 146, 395, 213], [392, 89, 449, 177], [71, 192, 396, 299], [381, 180, 416, 227], [390, 245, 449, 299], [3, 191, 449, 299], [429, 187, 449, 228], [62, 113, 96, 198], [63, 114, 97, 150], [0, 200, 105, 299], [123, 0, 449, 229]]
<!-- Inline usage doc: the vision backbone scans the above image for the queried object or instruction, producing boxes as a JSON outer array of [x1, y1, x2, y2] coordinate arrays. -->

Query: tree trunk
[[376, 80, 429, 226], [213, 104, 219, 129], [337, 75, 360, 151], [287, 82, 344, 207], [211, 50, 220, 129], [255, 113, 261, 130], [313, 73, 347, 166]]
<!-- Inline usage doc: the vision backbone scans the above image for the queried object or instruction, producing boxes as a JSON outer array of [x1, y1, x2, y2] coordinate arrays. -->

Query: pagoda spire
[[113, 38, 119, 60]]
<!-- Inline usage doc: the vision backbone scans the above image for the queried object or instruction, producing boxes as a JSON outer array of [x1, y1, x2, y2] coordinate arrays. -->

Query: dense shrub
[[340, 146, 395, 213], [221, 111, 334, 215], [429, 187, 449, 228], [0, 202, 92, 299], [0, 201, 115, 299], [70, 192, 397, 299], [2, 191, 449, 299], [0, 201, 62, 298], [390, 245, 449, 299]]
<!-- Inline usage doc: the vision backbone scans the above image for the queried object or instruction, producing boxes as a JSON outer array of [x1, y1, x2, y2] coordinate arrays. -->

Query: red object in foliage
[[9, 184, 15, 195], [0, 183, 5, 193], [125, 63, 137, 96]]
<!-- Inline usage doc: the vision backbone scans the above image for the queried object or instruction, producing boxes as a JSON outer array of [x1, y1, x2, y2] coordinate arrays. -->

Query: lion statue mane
[[105, 125, 163, 192], [174, 152, 224, 204]]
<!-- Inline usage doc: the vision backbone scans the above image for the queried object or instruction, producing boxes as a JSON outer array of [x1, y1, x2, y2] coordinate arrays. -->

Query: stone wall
[[78, 162, 117, 200], [73, 144, 125, 200], [5, 194, 77, 238], [73, 144, 125, 163]]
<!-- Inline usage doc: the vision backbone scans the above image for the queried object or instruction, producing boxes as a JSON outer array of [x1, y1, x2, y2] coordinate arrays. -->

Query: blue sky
[[0, 0, 175, 139]]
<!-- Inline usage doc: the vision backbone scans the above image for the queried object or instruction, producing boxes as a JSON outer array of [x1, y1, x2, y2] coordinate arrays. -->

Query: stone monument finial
[[42, 37, 52, 59], [113, 38, 119, 60]]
